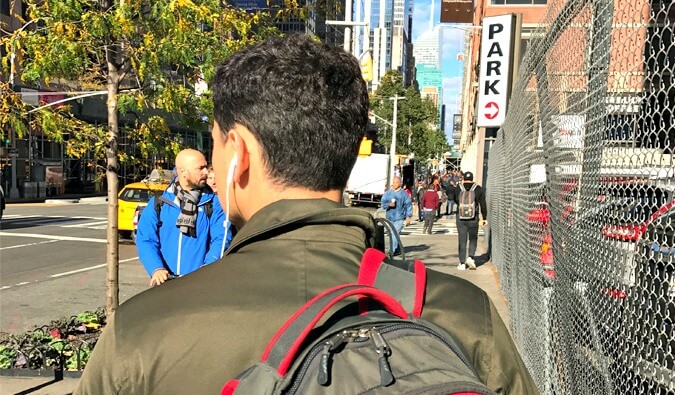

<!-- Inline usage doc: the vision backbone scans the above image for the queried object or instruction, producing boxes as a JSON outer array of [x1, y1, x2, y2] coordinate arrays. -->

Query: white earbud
[[226, 154, 237, 187], [221, 153, 238, 258]]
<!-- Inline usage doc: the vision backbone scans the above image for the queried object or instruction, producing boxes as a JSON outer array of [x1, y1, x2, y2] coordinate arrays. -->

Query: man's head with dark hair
[[210, 34, 370, 226], [463, 171, 474, 181]]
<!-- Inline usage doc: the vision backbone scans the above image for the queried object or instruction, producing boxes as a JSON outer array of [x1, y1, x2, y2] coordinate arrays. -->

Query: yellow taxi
[[118, 169, 174, 240]]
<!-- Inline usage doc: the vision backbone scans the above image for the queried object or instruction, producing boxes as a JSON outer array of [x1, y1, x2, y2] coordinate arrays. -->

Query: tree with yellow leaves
[[1, 0, 282, 317]]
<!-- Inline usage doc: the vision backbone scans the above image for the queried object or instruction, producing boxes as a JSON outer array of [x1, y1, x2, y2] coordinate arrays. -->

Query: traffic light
[[359, 50, 373, 82], [358, 137, 373, 156], [0, 133, 10, 147]]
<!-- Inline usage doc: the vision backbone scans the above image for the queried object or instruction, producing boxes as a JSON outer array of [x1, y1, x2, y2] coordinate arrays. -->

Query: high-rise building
[[413, 26, 441, 67], [229, 0, 344, 46], [352, 0, 414, 91], [420, 86, 440, 107], [414, 24, 443, 127], [390, 0, 413, 87]]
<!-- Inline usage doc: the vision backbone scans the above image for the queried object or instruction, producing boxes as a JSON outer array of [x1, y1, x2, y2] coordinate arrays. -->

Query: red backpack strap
[[260, 283, 408, 376], [357, 248, 387, 285], [358, 248, 427, 317]]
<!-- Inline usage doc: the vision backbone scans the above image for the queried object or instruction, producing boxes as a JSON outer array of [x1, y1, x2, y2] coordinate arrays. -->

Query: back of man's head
[[211, 34, 369, 192]]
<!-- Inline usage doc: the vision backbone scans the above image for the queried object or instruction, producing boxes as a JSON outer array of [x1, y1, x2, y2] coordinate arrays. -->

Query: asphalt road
[[0, 200, 149, 334]]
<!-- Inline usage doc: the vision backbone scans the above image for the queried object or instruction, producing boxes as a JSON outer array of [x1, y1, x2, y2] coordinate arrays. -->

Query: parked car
[[577, 183, 673, 289], [117, 170, 174, 241], [626, 201, 674, 394], [563, 182, 674, 393]]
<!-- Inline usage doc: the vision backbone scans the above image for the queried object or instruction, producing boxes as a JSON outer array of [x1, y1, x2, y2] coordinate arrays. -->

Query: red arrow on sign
[[485, 102, 499, 120]]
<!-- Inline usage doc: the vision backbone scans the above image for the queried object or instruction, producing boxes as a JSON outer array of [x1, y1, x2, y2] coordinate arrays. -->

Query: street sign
[[477, 14, 517, 128], [8, 148, 18, 156], [484, 102, 499, 120], [440, 0, 473, 23]]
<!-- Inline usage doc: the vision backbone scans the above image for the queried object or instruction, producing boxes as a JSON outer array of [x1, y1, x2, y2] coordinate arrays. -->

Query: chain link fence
[[486, 0, 674, 394]]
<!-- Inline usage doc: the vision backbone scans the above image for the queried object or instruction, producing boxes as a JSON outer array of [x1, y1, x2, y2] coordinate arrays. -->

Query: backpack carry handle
[[374, 218, 406, 259], [260, 283, 408, 376]]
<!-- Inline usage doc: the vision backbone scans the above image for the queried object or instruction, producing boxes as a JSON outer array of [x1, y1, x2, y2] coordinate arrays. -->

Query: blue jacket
[[381, 188, 413, 222], [136, 185, 232, 277]]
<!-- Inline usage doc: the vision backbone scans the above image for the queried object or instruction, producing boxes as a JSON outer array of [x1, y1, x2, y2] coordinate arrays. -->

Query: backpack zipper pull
[[317, 330, 354, 386], [317, 343, 331, 386], [371, 329, 394, 386]]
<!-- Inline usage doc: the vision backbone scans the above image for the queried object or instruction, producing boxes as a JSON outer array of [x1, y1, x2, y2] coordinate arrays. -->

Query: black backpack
[[221, 247, 495, 395]]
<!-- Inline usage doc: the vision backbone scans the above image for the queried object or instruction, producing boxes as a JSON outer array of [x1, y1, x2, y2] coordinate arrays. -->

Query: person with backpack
[[446, 171, 488, 270], [75, 35, 537, 395], [135, 149, 232, 286]]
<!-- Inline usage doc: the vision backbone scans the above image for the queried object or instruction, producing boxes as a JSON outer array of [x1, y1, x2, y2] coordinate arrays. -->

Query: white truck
[[345, 153, 389, 206]]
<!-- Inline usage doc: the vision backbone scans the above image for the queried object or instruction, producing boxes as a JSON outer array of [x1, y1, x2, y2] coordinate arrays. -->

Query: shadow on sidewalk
[[14, 379, 71, 395], [474, 253, 491, 267], [403, 245, 431, 253], [11, 370, 73, 395]]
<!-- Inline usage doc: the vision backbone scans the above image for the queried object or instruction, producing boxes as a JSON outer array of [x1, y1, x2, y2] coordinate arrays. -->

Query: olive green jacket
[[75, 199, 538, 394]]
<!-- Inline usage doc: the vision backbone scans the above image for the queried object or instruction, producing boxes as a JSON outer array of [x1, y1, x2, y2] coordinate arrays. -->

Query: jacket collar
[[163, 182, 215, 207], [225, 198, 376, 254]]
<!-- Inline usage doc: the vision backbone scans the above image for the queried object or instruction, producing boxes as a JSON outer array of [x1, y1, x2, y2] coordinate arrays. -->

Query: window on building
[[1, 0, 10, 15], [604, 114, 634, 143], [491, 0, 547, 4]]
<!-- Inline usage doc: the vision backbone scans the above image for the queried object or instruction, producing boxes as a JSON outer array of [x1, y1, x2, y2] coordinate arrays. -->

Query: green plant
[[65, 347, 91, 371], [0, 346, 17, 369], [76, 312, 99, 325]]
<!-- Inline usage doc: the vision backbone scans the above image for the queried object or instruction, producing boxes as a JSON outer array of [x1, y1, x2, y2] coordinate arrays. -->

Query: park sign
[[477, 14, 517, 128]]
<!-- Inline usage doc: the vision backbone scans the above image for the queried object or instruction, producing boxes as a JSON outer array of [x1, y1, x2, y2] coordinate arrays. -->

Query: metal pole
[[354, 0, 361, 55], [9, 129, 19, 198], [388, 95, 405, 185], [344, 0, 352, 52]]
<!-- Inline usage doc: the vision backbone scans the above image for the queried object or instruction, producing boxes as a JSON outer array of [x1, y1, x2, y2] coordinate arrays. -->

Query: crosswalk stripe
[[62, 220, 108, 228], [1, 216, 108, 230], [400, 220, 485, 236]]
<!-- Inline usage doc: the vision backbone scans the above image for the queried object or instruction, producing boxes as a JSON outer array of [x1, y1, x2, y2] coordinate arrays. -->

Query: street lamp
[[439, 24, 482, 34], [370, 95, 406, 186]]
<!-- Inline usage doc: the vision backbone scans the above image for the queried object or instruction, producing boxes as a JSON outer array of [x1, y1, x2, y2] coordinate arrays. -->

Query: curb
[[0, 368, 83, 379], [79, 197, 108, 204], [44, 199, 80, 204]]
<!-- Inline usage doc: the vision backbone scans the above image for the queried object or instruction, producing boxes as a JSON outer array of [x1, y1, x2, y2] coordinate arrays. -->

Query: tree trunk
[[105, 50, 120, 318]]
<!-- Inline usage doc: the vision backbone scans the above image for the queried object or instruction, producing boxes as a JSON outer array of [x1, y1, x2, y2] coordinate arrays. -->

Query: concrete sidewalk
[[0, 214, 507, 395], [398, 215, 509, 327]]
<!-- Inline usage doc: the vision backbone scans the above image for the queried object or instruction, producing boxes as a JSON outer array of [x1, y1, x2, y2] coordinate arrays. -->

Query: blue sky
[[411, 0, 466, 141]]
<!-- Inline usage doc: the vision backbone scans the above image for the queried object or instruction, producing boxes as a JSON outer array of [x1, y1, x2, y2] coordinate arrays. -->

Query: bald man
[[135, 149, 231, 286]]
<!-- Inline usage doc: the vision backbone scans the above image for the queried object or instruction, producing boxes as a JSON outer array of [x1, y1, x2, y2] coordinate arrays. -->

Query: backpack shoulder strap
[[459, 183, 466, 191], [154, 192, 165, 229], [470, 183, 478, 192], [204, 199, 213, 219]]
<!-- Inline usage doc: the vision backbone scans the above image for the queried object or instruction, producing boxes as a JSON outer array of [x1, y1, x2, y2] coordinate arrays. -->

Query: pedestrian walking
[[446, 177, 457, 214], [415, 180, 426, 221], [421, 184, 439, 234], [135, 149, 232, 286], [446, 171, 488, 270], [381, 176, 413, 254]]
